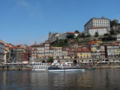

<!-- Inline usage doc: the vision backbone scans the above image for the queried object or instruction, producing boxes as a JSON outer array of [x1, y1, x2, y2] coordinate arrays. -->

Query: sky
[[0, 0, 120, 45]]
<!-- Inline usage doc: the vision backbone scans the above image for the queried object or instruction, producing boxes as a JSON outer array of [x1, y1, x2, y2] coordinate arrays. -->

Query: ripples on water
[[0, 69, 120, 90]]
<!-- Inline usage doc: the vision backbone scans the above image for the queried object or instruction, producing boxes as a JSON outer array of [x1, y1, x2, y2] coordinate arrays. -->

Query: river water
[[0, 69, 120, 90]]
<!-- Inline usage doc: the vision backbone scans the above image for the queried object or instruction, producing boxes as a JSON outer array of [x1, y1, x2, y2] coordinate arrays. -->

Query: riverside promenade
[[0, 63, 120, 71], [0, 64, 32, 71]]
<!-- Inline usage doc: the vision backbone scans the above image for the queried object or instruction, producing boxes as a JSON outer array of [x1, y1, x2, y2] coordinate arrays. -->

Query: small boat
[[48, 66, 85, 72]]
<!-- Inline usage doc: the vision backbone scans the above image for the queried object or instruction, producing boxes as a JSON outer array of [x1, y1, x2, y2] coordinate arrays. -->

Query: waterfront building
[[67, 47, 76, 60], [13, 45, 25, 64], [31, 44, 45, 62], [77, 47, 92, 63], [105, 45, 120, 58], [88, 40, 105, 62], [62, 48, 70, 60], [90, 45, 105, 62], [116, 34, 120, 41], [25, 46, 32, 63], [52, 47, 63, 59], [84, 17, 110, 36], [23, 51, 29, 64], [44, 41, 51, 59], [31, 41, 54, 63], [112, 41, 120, 46], [49, 49, 54, 58], [0, 40, 5, 64], [3, 43, 14, 64]]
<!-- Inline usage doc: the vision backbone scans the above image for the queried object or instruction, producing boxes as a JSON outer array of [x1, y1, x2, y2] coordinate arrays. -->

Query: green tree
[[51, 39, 69, 47], [86, 33, 91, 37], [110, 19, 119, 27], [102, 34, 116, 41], [110, 30, 116, 35], [81, 33, 85, 38], [74, 30, 79, 33], [77, 33, 81, 38], [104, 33, 109, 36], [94, 32, 99, 37], [67, 34, 74, 39], [117, 29, 120, 33], [47, 57, 54, 63]]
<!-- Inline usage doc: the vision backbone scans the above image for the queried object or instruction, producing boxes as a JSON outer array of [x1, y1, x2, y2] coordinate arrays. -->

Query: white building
[[116, 34, 120, 41], [106, 45, 120, 57], [52, 47, 63, 59], [84, 17, 110, 36], [0, 40, 5, 64], [44, 42, 50, 59], [31, 44, 45, 62], [31, 41, 53, 62], [88, 27, 108, 36]]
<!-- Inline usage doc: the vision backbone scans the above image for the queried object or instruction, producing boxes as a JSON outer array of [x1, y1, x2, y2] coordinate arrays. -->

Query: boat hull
[[32, 69, 47, 71], [48, 69, 85, 72]]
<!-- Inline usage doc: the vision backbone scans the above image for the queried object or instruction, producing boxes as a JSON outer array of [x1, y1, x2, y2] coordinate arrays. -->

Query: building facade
[[84, 17, 110, 36], [105, 45, 120, 58], [31, 44, 45, 62], [0, 41, 5, 64], [13, 45, 25, 64], [49, 32, 67, 43], [31, 41, 54, 63], [52, 47, 63, 59], [116, 34, 120, 41], [77, 47, 92, 63]]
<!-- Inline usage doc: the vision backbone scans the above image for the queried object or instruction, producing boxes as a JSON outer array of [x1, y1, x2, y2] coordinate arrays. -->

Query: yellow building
[[91, 47, 97, 52], [62, 51, 71, 59], [115, 49, 120, 55], [77, 52, 91, 59]]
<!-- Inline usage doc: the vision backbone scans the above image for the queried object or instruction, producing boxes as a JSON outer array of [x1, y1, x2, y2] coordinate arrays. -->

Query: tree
[[47, 57, 54, 63], [77, 33, 81, 38], [117, 29, 120, 33], [94, 32, 99, 37], [81, 33, 85, 38], [110, 19, 119, 27], [77, 33, 86, 38], [104, 33, 109, 37], [73, 60, 77, 65], [102, 34, 116, 41], [110, 30, 116, 35], [51, 39, 69, 47], [67, 34, 74, 39], [42, 60, 45, 63], [74, 30, 79, 33], [86, 33, 91, 37]]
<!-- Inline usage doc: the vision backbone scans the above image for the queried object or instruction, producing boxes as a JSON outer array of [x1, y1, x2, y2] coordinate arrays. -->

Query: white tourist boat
[[48, 66, 85, 72], [32, 62, 48, 71], [48, 61, 85, 72]]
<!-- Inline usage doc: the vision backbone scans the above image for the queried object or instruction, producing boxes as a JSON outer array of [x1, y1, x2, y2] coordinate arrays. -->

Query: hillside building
[[84, 17, 110, 36]]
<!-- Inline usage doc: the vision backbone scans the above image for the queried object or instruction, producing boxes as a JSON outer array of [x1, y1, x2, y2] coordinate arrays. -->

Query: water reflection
[[0, 69, 120, 90]]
